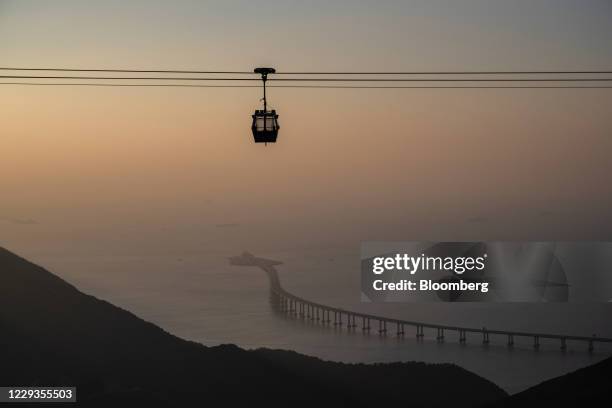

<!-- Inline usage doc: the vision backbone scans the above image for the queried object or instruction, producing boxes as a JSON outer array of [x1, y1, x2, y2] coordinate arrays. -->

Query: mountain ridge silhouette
[[492, 354, 612, 407]]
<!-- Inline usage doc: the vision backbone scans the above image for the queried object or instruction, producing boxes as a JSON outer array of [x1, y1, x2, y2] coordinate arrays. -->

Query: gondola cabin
[[252, 109, 279, 144], [252, 67, 280, 145]]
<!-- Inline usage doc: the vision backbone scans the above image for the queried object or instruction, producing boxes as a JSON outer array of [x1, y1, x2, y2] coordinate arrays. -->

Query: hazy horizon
[[2, 1, 612, 258]]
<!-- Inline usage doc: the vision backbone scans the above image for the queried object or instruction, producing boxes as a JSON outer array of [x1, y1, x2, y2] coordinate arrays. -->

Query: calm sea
[[24, 243, 612, 395]]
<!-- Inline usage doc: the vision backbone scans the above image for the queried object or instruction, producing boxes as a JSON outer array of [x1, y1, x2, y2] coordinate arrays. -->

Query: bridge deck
[[237, 260, 612, 351], [275, 286, 612, 343]]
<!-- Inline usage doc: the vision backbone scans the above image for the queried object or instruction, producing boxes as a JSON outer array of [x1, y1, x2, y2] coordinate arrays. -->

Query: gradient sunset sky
[[1, 0, 612, 256]]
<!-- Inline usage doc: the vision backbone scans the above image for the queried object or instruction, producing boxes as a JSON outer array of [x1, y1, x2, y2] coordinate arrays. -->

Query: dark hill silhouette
[[0, 247, 506, 407], [493, 355, 612, 407]]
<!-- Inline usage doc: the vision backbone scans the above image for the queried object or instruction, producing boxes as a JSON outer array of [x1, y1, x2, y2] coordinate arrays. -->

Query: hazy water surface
[[23, 243, 612, 395]]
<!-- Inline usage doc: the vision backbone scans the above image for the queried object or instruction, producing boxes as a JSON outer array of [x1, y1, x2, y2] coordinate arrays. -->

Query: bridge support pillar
[[459, 330, 466, 343], [363, 318, 371, 332], [507, 334, 514, 348], [482, 331, 490, 345], [378, 320, 387, 335], [533, 336, 540, 350]]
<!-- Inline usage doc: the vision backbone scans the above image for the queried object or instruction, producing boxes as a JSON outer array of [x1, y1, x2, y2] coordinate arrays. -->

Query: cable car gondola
[[251, 67, 280, 145]]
